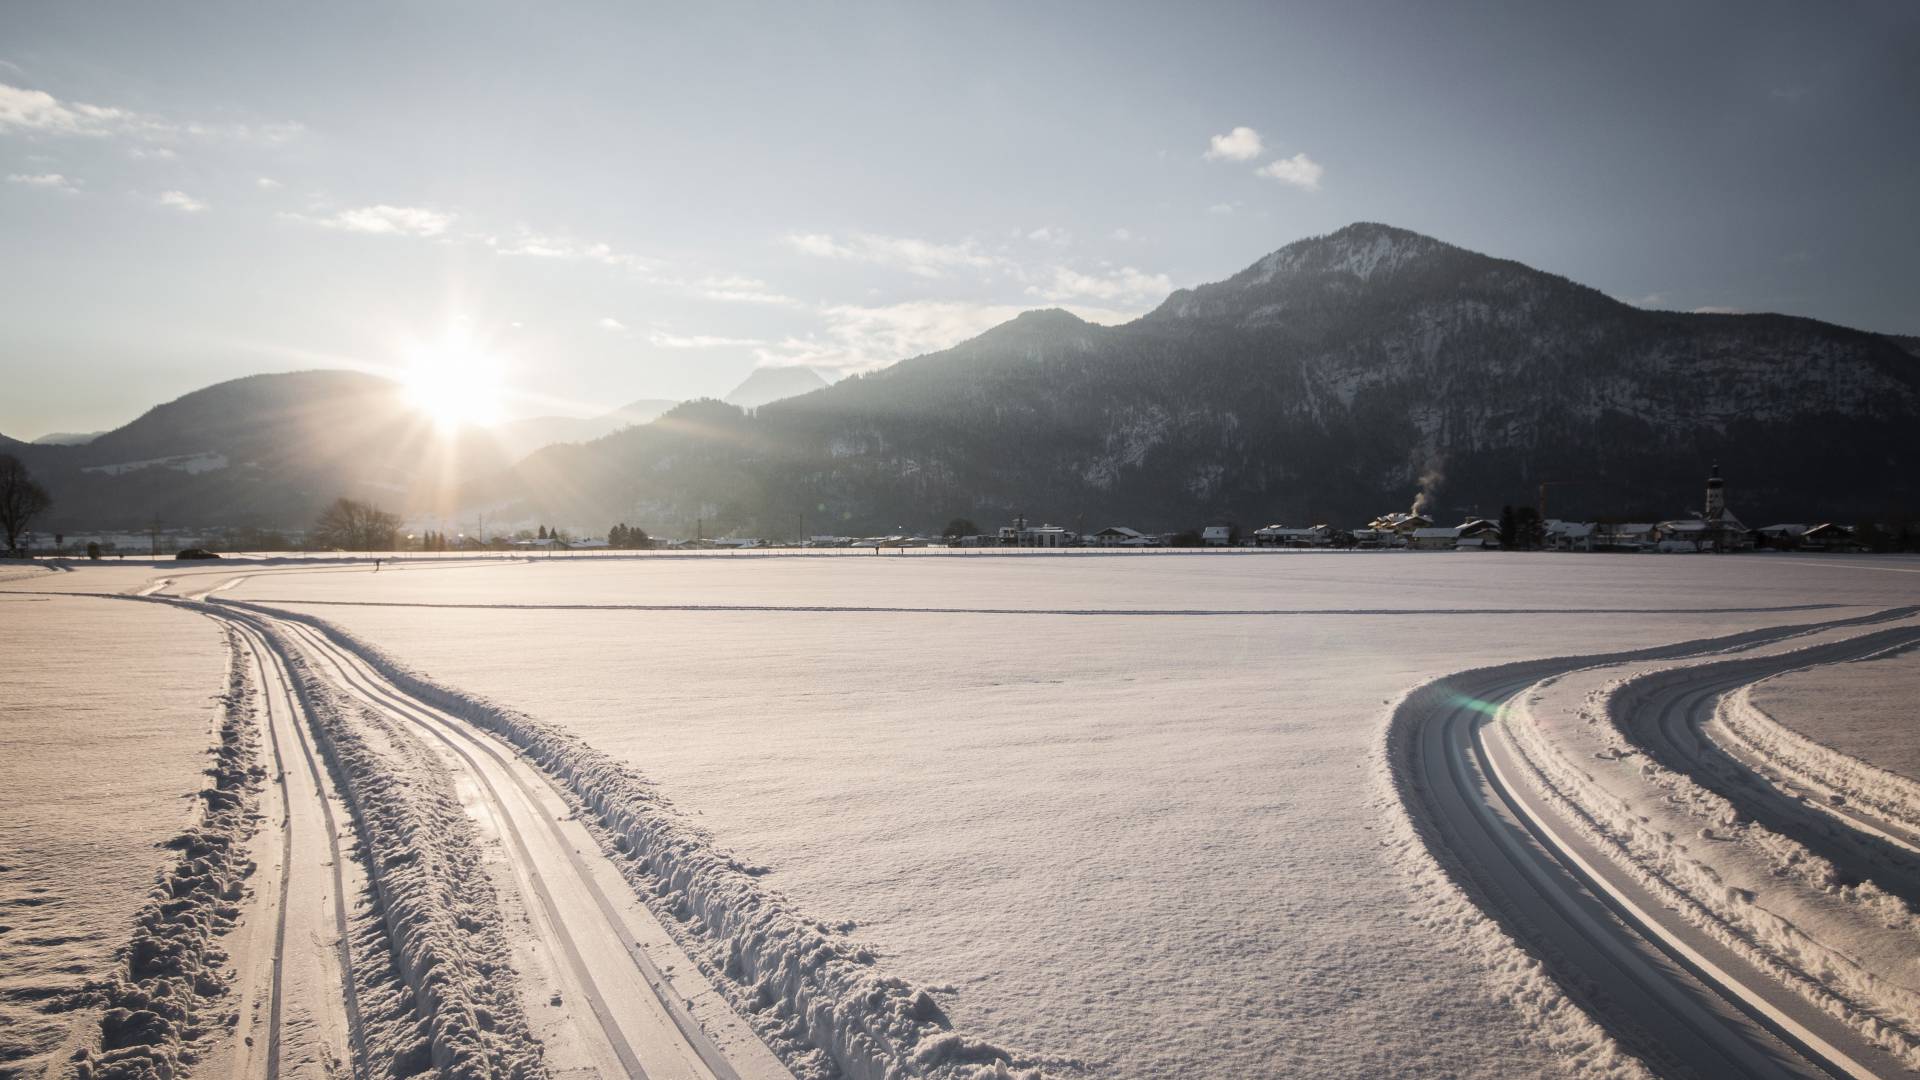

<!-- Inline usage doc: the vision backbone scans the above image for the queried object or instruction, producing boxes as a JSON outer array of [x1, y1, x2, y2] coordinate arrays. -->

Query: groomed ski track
[[123, 568, 796, 1080], [1391, 608, 1920, 1079]]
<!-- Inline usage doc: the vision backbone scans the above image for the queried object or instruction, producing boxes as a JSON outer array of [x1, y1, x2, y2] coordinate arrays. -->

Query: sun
[[401, 331, 505, 430]]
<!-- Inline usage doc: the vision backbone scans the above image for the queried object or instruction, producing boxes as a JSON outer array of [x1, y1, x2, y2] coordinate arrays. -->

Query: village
[[643, 466, 1877, 554], [17, 466, 1892, 558]]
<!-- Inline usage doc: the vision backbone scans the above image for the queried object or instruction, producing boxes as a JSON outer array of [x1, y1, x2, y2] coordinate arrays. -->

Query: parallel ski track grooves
[[1624, 625, 1920, 905], [234, 627, 296, 1080], [231, 615, 368, 1080], [1401, 608, 1920, 1080], [274, 615, 747, 1080]]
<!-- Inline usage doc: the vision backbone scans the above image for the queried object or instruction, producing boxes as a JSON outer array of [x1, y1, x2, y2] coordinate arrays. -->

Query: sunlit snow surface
[[0, 592, 224, 1072], [198, 553, 1920, 1075], [1750, 643, 1920, 782]]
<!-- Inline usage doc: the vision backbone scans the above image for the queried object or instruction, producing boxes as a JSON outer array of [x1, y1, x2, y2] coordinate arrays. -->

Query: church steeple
[[1705, 464, 1726, 521]]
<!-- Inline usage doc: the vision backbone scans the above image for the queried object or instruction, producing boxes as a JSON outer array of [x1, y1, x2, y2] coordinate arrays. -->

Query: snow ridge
[[223, 601, 1048, 1080], [69, 625, 263, 1080], [1718, 666, 1920, 839], [1373, 673, 1656, 1080], [257, 613, 549, 1080], [1503, 659, 1920, 1066]]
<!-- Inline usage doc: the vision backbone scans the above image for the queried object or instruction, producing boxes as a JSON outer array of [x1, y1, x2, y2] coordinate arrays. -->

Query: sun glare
[[401, 331, 506, 430]]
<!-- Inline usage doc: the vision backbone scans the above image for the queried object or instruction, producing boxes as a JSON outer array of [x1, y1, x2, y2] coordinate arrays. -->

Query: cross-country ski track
[[1390, 607, 1920, 1079], [125, 569, 796, 1080]]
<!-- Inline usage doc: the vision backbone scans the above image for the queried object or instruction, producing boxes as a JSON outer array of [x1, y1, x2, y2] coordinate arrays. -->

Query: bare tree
[[0, 455, 52, 555], [311, 496, 401, 552]]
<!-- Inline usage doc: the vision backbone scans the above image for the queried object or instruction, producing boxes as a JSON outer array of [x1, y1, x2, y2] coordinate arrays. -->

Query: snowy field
[[205, 552, 1920, 1078], [1748, 644, 1920, 782], [0, 593, 226, 1074]]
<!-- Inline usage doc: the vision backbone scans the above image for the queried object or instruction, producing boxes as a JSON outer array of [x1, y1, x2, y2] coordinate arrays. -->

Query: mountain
[[492, 398, 678, 460], [31, 430, 105, 446], [723, 366, 830, 409], [20, 370, 510, 531], [485, 223, 1920, 535]]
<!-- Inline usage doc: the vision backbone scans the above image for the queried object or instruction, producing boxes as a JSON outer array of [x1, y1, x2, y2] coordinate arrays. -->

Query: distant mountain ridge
[[19, 370, 510, 531], [18, 223, 1918, 534], [724, 366, 830, 409], [492, 398, 678, 460], [489, 223, 1918, 533], [31, 430, 105, 446]]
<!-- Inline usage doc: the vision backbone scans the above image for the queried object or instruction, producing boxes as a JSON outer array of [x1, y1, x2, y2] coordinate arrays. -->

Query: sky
[[3, 1, 1916, 439]]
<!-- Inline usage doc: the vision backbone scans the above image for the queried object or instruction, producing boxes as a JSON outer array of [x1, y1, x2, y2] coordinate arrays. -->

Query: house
[[1543, 520, 1597, 552], [569, 537, 610, 550], [1086, 525, 1148, 547], [1799, 523, 1855, 551], [1756, 524, 1808, 549], [1201, 525, 1234, 546], [1254, 524, 1334, 548], [998, 520, 1077, 547], [1369, 512, 1432, 535], [1351, 528, 1401, 549], [1454, 520, 1501, 550], [1594, 523, 1656, 552], [1408, 526, 1461, 551], [1652, 519, 1709, 552]]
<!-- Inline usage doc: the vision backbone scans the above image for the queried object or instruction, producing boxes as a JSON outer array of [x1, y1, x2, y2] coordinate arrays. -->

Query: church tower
[[1704, 464, 1726, 521]]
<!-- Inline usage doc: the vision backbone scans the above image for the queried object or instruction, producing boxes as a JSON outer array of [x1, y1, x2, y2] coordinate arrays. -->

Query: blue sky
[[3, 1, 1916, 438]]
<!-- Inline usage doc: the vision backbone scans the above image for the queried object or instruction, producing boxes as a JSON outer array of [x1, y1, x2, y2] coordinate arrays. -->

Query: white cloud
[[783, 230, 1003, 277], [256, 176, 282, 190], [288, 204, 451, 237], [489, 225, 654, 271], [1691, 305, 1745, 315], [1028, 265, 1173, 306], [127, 146, 176, 160], [1026, 225, 1071, 245], [156, 189, 206, 213], [598, 317, 627, 331], [0, 81, 300, 144], [1204, 126, 1264, 162], [1110, 227, 1133, 241], [6, 171, 77, 191], [1206, 202, 1239, 216], [755, 299, 1143, 375], [785, 232, 852, 259], [649, 332, 765, 349], [689, 273, 797, 306], [1255, 152, 1324, 191]]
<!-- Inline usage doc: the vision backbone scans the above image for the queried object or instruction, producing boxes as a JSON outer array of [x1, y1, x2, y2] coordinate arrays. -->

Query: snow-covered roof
[[1410, 527, 1460, 539]]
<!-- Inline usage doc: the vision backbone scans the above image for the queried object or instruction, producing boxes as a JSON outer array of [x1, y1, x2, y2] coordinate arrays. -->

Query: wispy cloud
[[0, 81, 300, 144], [489, 225, 655, 270], [784, 231, 1003, 277], [286, 204, 451, 237], [156, 189, 207, 213], [256, 176, 282, 190], [597, 317, 627, 331], [1206, 202, 1239, 216], [6, 171, 78, 192], [690, 274, 800, 306], [1026, 225, 1071, 245], [1028, 265, 1173, 306], [1255, 152, 1323, 191], [1204, 126, 1263, 162], [1691, 305, 1746, 315], [649, 331, 765, 349]]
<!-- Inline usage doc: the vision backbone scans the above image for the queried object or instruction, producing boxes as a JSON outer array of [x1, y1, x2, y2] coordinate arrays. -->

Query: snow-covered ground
[[1749, 644, 1920, 781], [0, 594, 226, 1075], [209, 552, 1920, 1077]]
